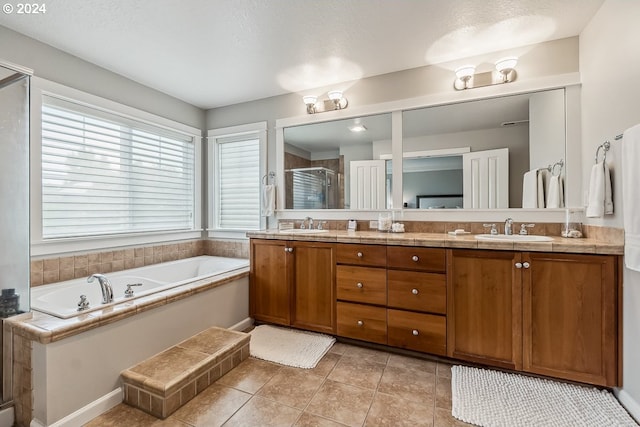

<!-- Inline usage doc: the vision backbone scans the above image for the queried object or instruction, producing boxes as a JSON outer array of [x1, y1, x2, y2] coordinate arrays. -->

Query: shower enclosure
[[0, 61, 31, 406], [285, 167, 340, 209]]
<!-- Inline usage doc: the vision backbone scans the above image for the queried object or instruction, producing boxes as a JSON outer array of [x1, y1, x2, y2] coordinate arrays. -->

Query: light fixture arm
[[303, 91, 348, 114]]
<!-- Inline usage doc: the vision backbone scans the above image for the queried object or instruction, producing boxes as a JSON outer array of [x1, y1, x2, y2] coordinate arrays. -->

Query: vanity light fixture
[[454, 57, 519, 90], [348, 124, 367, 133], [302, 91, 348, 114]]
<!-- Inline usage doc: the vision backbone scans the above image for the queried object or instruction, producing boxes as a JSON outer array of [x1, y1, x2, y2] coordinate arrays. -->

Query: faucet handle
[[317, 221, 328, 230], [519, 223, 535, 235], [124, 283, 143, 297], [483, 223, 498, 235]]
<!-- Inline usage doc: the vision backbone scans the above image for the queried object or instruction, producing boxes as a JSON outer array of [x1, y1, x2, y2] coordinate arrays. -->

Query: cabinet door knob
[[412, 255, 419, 262], [356, 282, 363, 289], [412, 329, 419, 336], [412, 288, 419, 295], [523, 262, 530, 269], [357, 252, 363, 258], [515, 262, 523, 268], [357, 320, 364, 327], [287, 247, 294, 253]]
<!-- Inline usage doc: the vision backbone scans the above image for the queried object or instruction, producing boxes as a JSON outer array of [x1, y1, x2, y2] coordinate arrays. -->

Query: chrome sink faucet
[[87, 273, 114, 304], [504, 218, 514, 235], [303, 216, 314, 229]]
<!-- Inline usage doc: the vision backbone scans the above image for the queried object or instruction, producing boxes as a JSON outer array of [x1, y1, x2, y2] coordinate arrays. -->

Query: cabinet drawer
[[387, 247, 445, 272], [337, 265, 386, 305], [337, 244, 386, 267], [388, 270, 446, 314], [337, 302, 387, 344], [388, 309, 446, 355]]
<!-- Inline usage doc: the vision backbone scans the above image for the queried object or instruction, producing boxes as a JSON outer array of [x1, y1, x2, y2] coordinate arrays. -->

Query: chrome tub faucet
[[87, 273, 114, 304]]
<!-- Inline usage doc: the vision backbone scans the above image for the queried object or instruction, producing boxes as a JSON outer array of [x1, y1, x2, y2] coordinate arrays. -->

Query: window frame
[[207, 122, 267, 239], [30, 78, 202, 256]]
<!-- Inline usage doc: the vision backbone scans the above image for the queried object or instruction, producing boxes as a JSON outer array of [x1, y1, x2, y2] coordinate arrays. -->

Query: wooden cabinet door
[[291, 241, 336, 334], [447, 249, 522, 370], [523, 253, 618, 386], [250, 239, 290, 326]]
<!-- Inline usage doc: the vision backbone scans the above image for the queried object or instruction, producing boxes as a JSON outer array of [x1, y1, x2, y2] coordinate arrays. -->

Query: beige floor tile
[[387, 354, 437, 374], [378, 365, 436, 403], [328, 342, 350, 355], [308, 352, 341, 378], [435, 376, 452, 410], [436, 362, 453, 379], [295, 412, 350, 427], [306, 379, 375, 427], [257, 367, 325, 409], [433, 407, 473, 427], [327, 356, 385, 390], [84, 403, 190, 426], [223, 395, 301, 427], [217, 357, 282, 393], [169, 383, 251, 426], [364, 392, 434, 427], [341, 345, 390, 365]]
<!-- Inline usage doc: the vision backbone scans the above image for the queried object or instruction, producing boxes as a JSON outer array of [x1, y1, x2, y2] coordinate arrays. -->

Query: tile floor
[[85, 342, 472, 427]]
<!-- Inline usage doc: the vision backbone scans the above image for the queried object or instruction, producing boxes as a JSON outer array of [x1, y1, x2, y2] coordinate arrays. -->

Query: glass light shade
[[455, 65, 475, 80], [302, 95, 317, 106], [348, 124, 367, 133], [327, 90, 343, 101], [495, 57, 518, 73]]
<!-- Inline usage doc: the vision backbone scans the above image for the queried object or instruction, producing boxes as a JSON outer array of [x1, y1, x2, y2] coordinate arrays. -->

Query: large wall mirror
[[280, 88, 566, 211]]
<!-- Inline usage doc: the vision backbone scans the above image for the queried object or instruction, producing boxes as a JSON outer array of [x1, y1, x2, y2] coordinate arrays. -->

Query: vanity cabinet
[[250, 239, 336, 334], [448, 249, 619, 386]]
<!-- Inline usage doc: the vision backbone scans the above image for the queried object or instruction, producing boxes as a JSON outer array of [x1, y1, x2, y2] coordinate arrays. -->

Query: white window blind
[[216, 135, 260, 230], [41, 96, 196, 239]]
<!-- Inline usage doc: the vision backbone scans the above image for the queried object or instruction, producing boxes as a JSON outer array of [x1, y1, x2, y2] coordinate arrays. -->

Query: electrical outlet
[[369, 220, 378, 229]]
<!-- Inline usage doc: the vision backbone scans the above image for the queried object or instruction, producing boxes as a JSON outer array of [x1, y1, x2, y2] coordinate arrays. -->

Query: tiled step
[[121, 326, 250, 419]]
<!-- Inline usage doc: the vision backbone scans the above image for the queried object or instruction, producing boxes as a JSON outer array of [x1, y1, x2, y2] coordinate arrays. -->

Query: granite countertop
[[247, 230, 623, 255]]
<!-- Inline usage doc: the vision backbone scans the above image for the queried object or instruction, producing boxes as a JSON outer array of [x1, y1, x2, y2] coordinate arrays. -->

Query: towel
[[586, 161, 613, 218], [261, 184, 275, 217], [546, 175, 564, 208], [538, 169, 549, 207], [522, 169, 547, 208], [622, 124, 640, 271]]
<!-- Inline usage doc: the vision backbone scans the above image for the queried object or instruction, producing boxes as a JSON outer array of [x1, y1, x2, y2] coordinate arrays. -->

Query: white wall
[[580, 0, 640, 419]]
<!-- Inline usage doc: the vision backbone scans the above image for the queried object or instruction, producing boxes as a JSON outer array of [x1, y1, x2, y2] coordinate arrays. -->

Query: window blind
[[216, 135, 260, 230], [41, 96, 195, 239]]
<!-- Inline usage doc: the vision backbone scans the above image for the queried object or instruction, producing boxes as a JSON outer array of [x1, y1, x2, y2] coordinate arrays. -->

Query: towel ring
[[551, 159, 564, 176], [595, 141, 610, 163], [262, 171, 275, 185]]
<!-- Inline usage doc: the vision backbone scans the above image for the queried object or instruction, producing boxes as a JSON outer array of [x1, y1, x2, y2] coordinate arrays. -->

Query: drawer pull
[[412, 329, 419, 336], [412, 288, 419, 295], [357, 252, 363, 258], [515, 262, 523, 269], [357, 320, 364, 327], [356, 282, 363, 289], [523, 262, 530, 269], [412, 255, 419, 262]]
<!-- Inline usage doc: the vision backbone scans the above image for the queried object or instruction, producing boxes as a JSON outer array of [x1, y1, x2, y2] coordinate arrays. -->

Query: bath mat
[[451, 365, 637, 426], [249, 325, 335, 369]]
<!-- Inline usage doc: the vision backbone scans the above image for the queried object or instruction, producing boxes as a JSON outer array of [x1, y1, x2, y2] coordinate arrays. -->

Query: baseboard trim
[[31, 388, 122, 427], [616, 389, 640, 423], [230, 317, 253, 332]]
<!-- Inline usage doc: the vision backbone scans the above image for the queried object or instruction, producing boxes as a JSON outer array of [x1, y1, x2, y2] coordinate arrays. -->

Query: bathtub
[[31, 255, 249, 319]]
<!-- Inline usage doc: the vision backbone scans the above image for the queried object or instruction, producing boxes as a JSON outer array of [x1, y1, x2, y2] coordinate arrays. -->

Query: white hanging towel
[[546, 175, 563, 208], [261, 184, 275, 217], [586, 161, 612, 217], [522, 169, 540, 208], [622, 124, 640, 272]]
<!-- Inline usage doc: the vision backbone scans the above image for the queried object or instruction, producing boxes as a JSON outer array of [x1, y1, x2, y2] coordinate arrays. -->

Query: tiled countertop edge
[[246, 230, 624, 255], [5, 268, 250, 344]]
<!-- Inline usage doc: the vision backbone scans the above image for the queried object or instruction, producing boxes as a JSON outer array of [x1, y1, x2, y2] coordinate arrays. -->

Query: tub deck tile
[[121, 326, 250, 419]]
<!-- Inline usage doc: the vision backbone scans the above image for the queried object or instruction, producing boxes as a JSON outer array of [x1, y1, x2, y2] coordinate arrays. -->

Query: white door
[[463, 148, 509, 209], [350, 160, 386, 209]]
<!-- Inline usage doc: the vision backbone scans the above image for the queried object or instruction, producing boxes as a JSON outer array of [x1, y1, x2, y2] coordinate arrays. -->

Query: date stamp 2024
[[3, 3, 47, 14]]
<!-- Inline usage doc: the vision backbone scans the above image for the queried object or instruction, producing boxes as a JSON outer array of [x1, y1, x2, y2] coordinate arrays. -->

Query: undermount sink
[[475, 234, 553, 242], [281, 229, 329, 234]]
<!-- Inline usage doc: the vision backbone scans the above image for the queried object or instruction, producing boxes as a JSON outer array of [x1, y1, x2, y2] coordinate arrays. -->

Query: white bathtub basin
[[475, 234, 554, 242]]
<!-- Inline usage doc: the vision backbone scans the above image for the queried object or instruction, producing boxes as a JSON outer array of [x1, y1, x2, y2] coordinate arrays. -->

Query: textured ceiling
[[0, 0, 603, 109]]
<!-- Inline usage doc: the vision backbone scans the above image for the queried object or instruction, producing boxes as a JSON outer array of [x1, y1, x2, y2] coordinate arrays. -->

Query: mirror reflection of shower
[[285, 167, 341, 209]]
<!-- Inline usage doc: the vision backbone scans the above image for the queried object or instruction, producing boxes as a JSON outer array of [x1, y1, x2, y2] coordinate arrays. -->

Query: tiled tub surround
[[30, 239, 250, 287], [5, 259, 250, 426]]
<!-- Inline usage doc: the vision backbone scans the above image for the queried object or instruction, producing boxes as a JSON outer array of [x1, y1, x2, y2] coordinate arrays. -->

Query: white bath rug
[[249, 325, 335, 369], [451, 365, 638, 427]]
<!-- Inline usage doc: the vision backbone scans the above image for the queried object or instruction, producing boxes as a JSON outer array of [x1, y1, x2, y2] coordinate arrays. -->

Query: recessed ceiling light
[[349, 124, 367, 133]]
